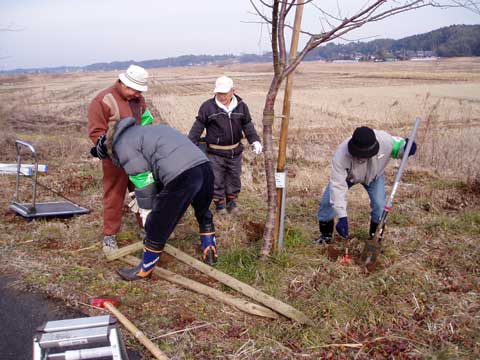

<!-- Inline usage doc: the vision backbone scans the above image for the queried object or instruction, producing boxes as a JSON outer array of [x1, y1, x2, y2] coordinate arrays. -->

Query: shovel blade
[[361, 239, 381, 266]]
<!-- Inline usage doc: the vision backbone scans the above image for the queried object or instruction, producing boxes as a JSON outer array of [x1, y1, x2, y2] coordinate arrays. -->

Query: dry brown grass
[[0, 57, 479, 359]]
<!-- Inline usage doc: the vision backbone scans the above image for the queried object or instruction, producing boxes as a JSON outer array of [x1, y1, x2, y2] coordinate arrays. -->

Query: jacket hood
[[106, 117, 136, 165]]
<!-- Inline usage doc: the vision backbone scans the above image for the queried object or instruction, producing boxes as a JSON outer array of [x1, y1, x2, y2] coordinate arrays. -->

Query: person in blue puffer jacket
[[91, 117, 218, 281]]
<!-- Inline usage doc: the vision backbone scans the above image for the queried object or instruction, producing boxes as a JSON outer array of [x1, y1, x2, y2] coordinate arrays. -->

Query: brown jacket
[[87, 81, 146, 143]]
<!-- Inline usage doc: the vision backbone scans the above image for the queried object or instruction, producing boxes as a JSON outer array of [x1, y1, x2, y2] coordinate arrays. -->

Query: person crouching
[[91, 117, 217, 281]]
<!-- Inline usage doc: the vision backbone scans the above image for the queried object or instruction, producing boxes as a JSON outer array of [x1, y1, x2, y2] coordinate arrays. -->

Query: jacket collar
[[108, 117, 136, 166]]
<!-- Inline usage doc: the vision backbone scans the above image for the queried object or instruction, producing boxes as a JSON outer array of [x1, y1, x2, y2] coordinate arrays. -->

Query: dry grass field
[[0, 57, 479, 359]]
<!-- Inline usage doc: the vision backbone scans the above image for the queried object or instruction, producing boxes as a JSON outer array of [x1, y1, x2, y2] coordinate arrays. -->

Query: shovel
[[361, 117, 421, 265], [90, 296, 169, 360]]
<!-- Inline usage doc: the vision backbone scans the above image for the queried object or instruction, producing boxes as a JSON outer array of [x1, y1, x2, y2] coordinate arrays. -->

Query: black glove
[[90, 134, 108, 159], [404, 138, 417, 157]]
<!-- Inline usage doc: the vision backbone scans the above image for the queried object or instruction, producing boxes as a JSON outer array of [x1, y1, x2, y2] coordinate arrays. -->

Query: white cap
[[214, 76, 234, 93], [119, 65, 148, 92]]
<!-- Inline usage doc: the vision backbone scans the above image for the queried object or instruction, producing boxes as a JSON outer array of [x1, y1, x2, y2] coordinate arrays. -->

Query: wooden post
[[121, 255, 279, 319], [274, 1, 305, 249]]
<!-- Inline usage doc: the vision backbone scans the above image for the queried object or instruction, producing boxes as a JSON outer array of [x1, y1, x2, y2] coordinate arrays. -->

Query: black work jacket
[[188, 95, 260, 158]]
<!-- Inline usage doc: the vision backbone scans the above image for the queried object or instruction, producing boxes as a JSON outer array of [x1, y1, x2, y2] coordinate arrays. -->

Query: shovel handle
[[104, 302, 169, 360]]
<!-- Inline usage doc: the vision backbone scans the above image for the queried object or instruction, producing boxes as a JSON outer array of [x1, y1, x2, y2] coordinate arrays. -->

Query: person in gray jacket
[[315, 126, 417, 244], [91, 117, 217, 280]]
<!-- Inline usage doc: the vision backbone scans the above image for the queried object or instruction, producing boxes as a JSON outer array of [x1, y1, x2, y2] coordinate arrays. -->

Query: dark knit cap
[[348, 126, 379, 158]]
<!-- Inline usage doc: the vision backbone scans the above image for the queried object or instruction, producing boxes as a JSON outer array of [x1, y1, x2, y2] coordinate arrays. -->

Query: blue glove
[[404, 138, 417, 156], [335, 217, 349, 238]]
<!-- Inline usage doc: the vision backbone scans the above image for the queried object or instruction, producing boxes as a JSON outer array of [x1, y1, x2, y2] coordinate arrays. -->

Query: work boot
[[117, 263, 153, 281], [313, 220, 334, 244], [214, 199, 227, 215], [200, 232, 218, 265], [226, 198, 240, 215], [102, 235, 118, 255], [369, 221, 379, 240], [117, 246, 162, 281]]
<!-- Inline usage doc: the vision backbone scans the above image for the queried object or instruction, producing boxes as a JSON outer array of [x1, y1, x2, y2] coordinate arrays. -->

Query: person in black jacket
[[91, 117, 217, 281], [188, 76, 262, 215]]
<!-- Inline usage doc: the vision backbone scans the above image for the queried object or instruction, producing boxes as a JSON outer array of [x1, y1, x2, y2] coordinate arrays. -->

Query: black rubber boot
[[214, 199, 227, 214], [369, 221, 379, 240], [226, 198, 239, 215], [314, 220, 334, 244], [117, 263, 153, 281]]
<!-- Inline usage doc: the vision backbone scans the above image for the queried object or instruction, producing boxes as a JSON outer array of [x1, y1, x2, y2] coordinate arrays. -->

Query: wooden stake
[[121, 255, 279, 319], [163, 244, 313, 325], [274, 1, 305, 249]]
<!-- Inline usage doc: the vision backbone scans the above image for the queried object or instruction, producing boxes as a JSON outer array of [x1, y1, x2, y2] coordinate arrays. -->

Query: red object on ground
[[339, 254, 352, 264], [89, 296, 120, 308]]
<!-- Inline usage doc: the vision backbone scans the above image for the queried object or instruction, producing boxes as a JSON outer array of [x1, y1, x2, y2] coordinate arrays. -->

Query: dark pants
[[208, 152, 242, 200], [144, 162, 214, 251]]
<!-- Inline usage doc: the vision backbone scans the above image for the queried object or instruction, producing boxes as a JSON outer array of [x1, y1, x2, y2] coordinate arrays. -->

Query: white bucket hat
[[119, 65, 148, 92], [214, 76, 234, 93]]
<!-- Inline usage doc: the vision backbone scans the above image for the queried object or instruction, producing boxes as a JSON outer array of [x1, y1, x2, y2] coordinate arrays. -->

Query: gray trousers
[[207, 152, 242, 200]]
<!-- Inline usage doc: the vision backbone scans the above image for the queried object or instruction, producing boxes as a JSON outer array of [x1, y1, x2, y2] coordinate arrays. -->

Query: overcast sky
[[0, 0, 478, 70]]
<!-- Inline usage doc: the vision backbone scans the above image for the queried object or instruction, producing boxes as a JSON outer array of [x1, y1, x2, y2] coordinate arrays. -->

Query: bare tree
[[251, 0, 480, 258]]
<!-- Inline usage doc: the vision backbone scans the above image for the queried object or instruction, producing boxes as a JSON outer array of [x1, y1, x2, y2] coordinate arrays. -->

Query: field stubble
[[0, 58, 479, 359]]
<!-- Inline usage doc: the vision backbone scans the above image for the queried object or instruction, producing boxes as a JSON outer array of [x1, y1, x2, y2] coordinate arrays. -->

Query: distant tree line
[[305, 24, 480, 61], [2, 24, 479, 75]]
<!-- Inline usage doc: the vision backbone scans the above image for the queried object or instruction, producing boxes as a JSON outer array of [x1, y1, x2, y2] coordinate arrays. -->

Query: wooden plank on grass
[[105, 241, 143, 261], [163, 244, 313, 326], [121, 255, 279, 319], [107, 241, 313, 324]]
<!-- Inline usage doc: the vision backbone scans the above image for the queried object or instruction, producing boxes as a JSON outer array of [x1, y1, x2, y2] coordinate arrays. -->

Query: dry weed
[[0, 57, 479, 359]]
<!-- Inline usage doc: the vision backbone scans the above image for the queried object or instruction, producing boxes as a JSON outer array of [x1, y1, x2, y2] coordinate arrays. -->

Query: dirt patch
[[244, 220, 264, 243]]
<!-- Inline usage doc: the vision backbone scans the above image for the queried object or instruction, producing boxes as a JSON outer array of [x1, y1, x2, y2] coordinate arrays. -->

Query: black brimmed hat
[[348, 126, 379, 158]]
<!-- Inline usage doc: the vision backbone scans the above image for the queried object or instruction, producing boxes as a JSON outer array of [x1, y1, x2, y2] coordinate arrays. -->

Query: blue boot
[[200, 232, 218, 265], [117, 246, 162, 281]]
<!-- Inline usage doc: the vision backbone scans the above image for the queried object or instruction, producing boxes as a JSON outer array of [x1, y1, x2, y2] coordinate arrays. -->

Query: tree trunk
[[260, 77, 283, 258]]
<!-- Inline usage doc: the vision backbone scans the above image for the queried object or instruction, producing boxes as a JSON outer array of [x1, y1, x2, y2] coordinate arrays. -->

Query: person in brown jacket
[[88, 64, 154, 254]]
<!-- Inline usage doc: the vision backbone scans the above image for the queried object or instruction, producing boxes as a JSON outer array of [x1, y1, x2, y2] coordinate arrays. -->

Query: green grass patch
[[284, 226, 307, 248], [216, 247, 259, 284], [424, 210, 480, 235]]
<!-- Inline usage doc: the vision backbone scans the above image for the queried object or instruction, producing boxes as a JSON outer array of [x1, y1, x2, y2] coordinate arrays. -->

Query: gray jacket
[[329, 130, 405, 218], [111, 118, 208, 207]]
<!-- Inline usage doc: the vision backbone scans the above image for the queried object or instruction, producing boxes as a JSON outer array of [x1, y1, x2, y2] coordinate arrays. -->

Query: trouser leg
[[208, 153, 227, 201], [317, 182, 336, 222], [313, 183, 335, 244], [364, 175, 386, 224], [144, 166, 203, 251], [225, 153, 242, 198], [364, 176, 385, 239], [191, 163, 217, 264], [118, 166, 206, 281], [102, 159, 128, 236], [191, 163, 215, 230]]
